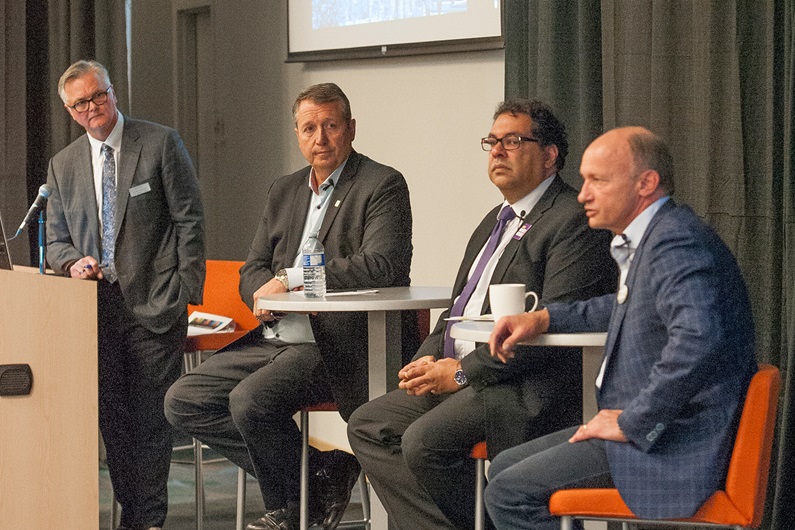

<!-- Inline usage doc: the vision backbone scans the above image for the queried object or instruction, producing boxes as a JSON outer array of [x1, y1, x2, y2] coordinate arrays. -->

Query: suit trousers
[[347, 385, 489, 530], [164, 332, 334, 509], [97, 281, 185, 529], [484, 426, 614, 530]]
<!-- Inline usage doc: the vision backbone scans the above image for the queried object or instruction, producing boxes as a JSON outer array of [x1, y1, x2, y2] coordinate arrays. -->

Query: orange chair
[[185, 260, 259, 530], [185, 259, 259, 365], [471, 441, 489, 530], [549, 364, 781, 530]]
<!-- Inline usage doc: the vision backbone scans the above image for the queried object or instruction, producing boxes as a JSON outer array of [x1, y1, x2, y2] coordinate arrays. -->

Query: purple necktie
[[444, 205, 515, 358]]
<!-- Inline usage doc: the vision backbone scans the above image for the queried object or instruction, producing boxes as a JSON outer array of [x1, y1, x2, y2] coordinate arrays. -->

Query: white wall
[[291, 52, 506, 287]]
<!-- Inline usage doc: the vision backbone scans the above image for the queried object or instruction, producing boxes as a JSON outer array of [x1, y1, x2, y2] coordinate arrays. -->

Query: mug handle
[[524, 291, 539, 312]]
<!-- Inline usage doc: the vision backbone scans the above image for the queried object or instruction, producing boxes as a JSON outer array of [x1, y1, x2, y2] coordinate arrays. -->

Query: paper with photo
[[188, 311, 235, 336]]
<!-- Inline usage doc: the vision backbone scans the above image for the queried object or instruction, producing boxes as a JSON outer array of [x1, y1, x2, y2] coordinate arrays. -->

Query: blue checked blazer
[[547, 199, 757, 518]]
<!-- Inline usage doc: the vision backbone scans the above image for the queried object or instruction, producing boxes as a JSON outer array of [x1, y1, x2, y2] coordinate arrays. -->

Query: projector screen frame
[[286, 1, 504, 63]]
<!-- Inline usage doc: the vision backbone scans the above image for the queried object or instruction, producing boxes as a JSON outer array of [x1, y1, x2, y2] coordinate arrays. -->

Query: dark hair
[[627, 131, 675, 195], [292, 83, 352, 123], [493, 99, 568, 171]]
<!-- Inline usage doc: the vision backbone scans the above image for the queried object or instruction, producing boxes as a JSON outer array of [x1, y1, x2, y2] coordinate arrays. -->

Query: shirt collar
[[504, 174, 556, 219], [617, 195, 670, 250], [309, 156, 348, 194], [87, 112, 124, 153]]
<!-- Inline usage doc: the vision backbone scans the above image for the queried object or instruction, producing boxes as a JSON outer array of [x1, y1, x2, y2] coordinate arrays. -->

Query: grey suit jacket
[[238, 151, 414, 419], [46, 116, 206, 334], [547, 200, 757, 518], [415, 176, 618, 456]]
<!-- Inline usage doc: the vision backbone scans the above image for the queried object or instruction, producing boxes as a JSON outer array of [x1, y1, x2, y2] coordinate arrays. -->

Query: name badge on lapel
[[129, 183, 152, 197], [513, 223, 532, 240]]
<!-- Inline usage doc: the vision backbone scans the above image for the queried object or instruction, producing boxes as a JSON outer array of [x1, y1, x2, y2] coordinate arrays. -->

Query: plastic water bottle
[[302, 235, 326, 298]]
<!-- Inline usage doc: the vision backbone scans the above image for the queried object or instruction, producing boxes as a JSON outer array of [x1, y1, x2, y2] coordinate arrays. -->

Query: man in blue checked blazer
[[485, 126, 757, 530]]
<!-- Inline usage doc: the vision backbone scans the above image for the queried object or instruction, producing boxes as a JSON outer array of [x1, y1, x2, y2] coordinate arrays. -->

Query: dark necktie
[[443, 205, 515, 358], [100, 144, 118, 283]]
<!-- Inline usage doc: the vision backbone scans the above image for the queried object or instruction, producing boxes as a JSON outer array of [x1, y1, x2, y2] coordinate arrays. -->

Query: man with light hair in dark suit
[[46, 59, 205, 530]]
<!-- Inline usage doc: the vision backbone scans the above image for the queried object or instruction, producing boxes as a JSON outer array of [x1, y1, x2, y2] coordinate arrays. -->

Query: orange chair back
[[188, 260, 259, 331], [709, 363, 780, 527], [549, 364, 781, 528]]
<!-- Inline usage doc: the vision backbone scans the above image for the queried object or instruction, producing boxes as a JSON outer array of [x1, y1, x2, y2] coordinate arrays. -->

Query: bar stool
[[471, 441, 489, 530]]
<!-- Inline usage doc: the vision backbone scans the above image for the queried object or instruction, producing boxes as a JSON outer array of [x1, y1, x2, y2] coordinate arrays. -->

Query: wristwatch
[[454, 368, 468, 386], [275, 268, 289, 290]]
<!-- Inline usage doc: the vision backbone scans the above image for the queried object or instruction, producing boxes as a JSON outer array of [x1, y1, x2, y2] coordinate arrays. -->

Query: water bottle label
[[303, 253, 325, 267]]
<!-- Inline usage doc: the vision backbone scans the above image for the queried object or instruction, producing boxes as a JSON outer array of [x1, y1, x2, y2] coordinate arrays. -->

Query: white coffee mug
[[489, 284, 539, 321]]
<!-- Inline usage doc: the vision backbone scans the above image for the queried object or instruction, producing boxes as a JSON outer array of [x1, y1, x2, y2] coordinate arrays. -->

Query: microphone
[[13, 184, 52, 239]]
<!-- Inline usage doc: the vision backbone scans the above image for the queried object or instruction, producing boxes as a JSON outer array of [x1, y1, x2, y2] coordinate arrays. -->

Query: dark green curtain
[[24, 0, 128, 264], [504, 1, 793, 529]]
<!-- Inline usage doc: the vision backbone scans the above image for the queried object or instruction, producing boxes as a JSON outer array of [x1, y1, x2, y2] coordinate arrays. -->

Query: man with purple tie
[[348, 100, 617, 530]]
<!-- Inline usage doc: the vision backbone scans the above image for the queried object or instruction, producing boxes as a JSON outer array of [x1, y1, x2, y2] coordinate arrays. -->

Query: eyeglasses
[[481, 135, 539, 151], [67, 86, 113, 113]]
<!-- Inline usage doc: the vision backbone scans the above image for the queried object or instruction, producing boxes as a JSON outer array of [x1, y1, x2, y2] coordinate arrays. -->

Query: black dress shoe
[[246, 506, 299, 530], [317, 450, 362, 530]]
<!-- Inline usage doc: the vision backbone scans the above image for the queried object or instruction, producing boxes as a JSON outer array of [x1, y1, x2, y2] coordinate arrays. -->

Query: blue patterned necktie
[[100, 144, 118, 283], [443, 205, 515, 358]]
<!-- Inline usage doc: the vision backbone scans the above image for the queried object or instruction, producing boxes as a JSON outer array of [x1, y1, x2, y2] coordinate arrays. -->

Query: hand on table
[[489, 308, 550, 363], [252, 277, 289, 322]]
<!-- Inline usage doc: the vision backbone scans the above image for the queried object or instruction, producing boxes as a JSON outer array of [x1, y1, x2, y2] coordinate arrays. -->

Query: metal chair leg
[[109, 490, 120, 530], [474, 457, 486, 530], [236, 466, 247, 530], [300, 410, 311, 530], [194, 436, 204, 530], [359, 471, 371, 530]]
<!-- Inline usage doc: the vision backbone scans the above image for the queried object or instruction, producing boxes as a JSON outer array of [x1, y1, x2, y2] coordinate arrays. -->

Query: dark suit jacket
[[416, 176, 617, 456], [547, 199, 757, 518], [239, 151, 414, 420], [46, 116, 205, 333]]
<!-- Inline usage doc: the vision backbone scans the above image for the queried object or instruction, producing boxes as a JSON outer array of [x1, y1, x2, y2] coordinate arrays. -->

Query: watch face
[[454, 369, 468, 386]]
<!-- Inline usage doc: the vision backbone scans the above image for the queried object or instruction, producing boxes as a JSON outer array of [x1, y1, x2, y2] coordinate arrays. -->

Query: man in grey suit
[[485, 127, 757, 529], [46, 60, 205, 530], [165, 83, 414, 530], [347, 100, 617, 530]]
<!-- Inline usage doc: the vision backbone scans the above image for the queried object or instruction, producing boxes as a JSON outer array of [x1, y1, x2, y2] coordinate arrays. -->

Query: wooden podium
[[0, 267, 99, 528]]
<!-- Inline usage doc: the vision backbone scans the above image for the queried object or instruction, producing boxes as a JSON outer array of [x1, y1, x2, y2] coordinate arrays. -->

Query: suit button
[[655, 423, 665, 432]]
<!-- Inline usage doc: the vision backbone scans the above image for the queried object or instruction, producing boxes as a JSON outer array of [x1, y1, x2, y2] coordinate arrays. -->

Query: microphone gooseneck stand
[[38, 210, 45, 274]]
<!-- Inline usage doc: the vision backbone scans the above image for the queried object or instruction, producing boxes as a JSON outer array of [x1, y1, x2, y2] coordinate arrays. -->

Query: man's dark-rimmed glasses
[[481, 135, 540, 151], [67, 86, 113, 113]]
